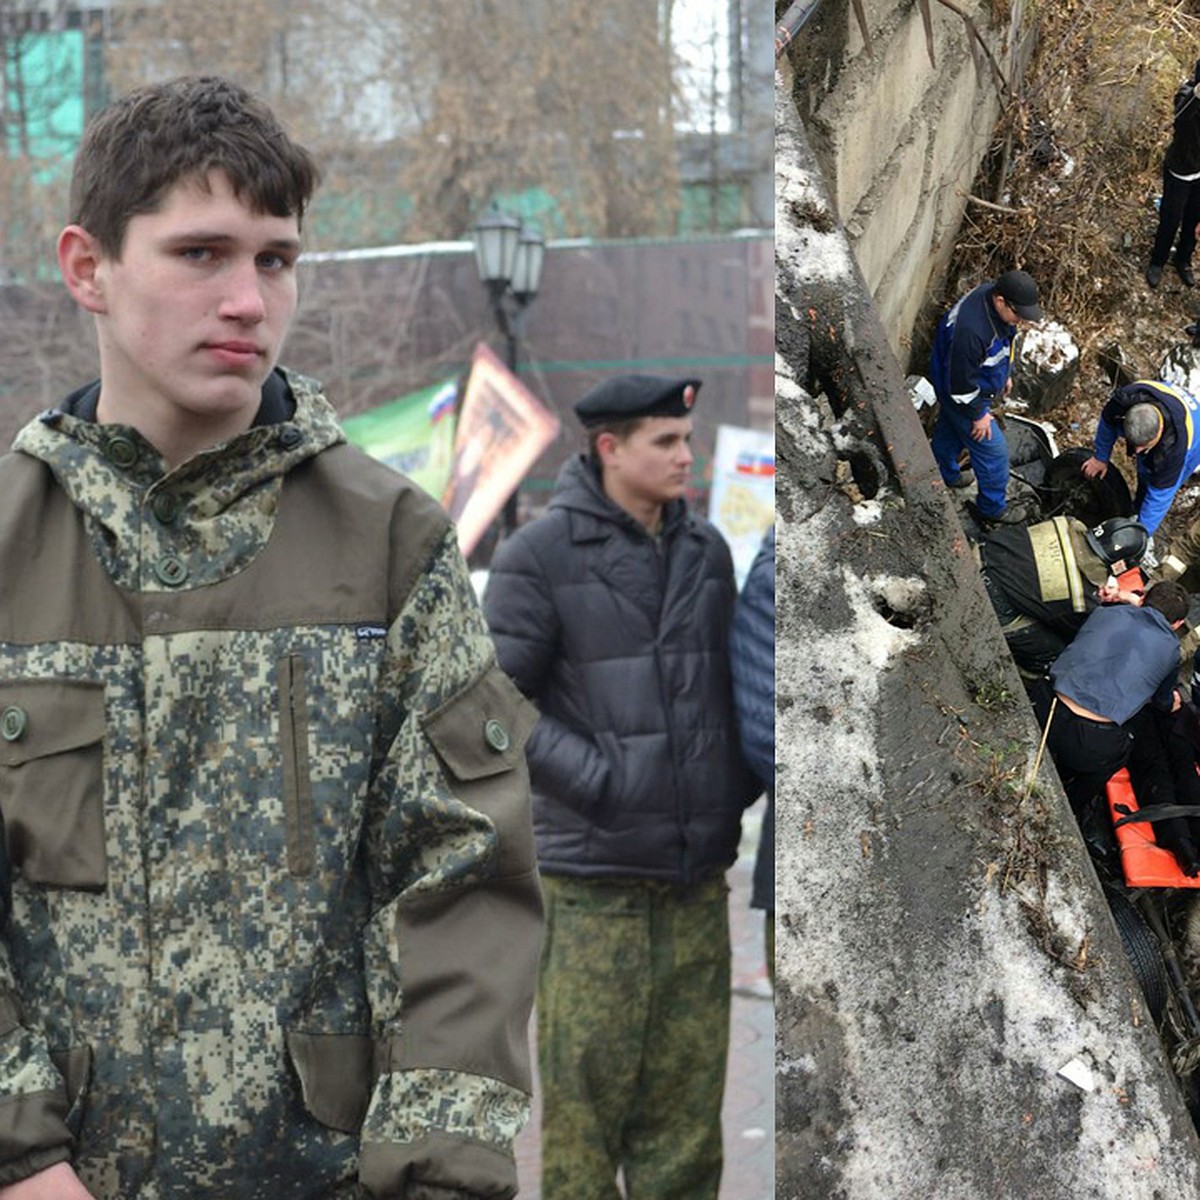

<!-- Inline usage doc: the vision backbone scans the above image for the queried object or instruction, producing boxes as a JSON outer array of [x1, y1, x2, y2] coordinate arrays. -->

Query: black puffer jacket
[[483, 454, 755, 882], [1165, 70, 1200, 177]]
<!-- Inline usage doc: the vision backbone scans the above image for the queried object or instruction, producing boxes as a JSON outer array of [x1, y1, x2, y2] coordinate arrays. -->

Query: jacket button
[[0, 706, 27, 742], [155, 554, 188, 587], [484, 719, 510, 753], [279, 426, 303, 449], [104, 434, 139, 469], [151, 492, 181, 525]]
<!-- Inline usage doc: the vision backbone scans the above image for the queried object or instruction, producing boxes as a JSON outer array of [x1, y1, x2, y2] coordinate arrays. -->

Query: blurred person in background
[[1145, 57, 1200, 289], [484, 374, 758, 1198], [730, 524, 775, 988]]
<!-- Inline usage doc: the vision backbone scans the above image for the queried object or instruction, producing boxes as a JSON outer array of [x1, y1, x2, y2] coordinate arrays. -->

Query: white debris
[[908, 375, 937, 410], [1159, 344, 1200, 397], [1058, 1056, 1098, 1093], [853, 501, 884, 526], [1021, 321, 1079, 371]]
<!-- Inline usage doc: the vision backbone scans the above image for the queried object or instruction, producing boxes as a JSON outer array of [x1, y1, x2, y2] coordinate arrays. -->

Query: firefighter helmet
[[1084, 516, 1148, 569]]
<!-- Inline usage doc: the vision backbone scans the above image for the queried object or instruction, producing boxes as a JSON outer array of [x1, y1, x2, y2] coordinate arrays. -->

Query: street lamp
[[471, 203, 546, 532], [472, 205, 522, 300]]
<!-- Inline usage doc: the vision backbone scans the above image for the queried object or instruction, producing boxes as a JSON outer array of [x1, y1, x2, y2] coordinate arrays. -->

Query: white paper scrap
[[1057, 1057, 1097, 1092]]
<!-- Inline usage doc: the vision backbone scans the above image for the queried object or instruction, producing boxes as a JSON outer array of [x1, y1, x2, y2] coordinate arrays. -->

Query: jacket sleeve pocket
[[285, 1030, 374, 1134], [0, 680, 107, 889], [421, 665, 539, 878]]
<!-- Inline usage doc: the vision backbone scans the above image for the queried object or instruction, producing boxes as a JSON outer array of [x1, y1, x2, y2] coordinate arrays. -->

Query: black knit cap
[[574, 374, 701, 426]]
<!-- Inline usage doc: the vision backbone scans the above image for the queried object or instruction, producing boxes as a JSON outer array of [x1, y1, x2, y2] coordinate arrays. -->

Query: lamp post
[[471, 204, 545, 533]]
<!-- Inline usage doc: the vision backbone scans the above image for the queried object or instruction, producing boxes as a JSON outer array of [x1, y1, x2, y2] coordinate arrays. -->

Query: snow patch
[[776, 158, 852, 283], [1021, 320, 1079, 371], [852, 501, 884, 526], [776, 354, 826, 460]]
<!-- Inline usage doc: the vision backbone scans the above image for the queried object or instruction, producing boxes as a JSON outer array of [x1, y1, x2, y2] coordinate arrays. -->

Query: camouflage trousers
[[1168, 516, 1200, 597], [537, 873, 731, 1200]]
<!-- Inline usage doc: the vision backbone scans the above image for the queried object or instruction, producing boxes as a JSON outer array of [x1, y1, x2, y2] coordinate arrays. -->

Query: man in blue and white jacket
[[1081, 379, 1200, 540], [929, 269, 1042, 524]]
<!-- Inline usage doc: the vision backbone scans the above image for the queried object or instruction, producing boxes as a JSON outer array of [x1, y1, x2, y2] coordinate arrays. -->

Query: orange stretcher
[[1106, 767, 1200, 889]]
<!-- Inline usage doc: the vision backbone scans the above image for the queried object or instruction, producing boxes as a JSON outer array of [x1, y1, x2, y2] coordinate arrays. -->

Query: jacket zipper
[[278, 655, 315, 876]]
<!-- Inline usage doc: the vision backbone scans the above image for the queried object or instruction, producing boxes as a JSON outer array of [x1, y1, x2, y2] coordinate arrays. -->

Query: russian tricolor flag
[[428, 381, 457, 424], [735, 451, 775, 476]]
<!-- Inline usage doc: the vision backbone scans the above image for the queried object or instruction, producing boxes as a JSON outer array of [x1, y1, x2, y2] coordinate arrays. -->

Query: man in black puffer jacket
[[483, 374, 756, 1199], [1147, 57, 1200, 288]]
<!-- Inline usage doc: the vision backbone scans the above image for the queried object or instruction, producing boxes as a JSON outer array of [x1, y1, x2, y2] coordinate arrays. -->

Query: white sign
[[709, 424, 774, 587]]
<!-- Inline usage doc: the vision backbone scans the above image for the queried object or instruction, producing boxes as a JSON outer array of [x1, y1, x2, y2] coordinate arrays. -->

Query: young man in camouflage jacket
[[0, 76, 542, 1199]]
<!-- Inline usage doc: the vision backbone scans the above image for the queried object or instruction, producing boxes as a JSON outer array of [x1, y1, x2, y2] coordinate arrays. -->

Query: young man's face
[[602, 415, 695, 510], [79, 170, 302, 448]]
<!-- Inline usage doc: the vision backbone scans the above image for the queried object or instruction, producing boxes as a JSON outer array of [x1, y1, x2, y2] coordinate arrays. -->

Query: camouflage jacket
[[0, 369, 542, 1199]]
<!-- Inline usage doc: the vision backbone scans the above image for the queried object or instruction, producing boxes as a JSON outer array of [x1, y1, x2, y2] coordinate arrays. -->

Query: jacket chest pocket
[[0, 680, 108, 890]]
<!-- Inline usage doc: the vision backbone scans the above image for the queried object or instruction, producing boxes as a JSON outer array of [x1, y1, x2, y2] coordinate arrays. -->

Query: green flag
[[341, 377, 459, 500]]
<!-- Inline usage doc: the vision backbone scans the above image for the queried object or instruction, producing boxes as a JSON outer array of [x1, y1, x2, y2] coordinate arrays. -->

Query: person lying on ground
[[979, 514, 1148, 676], [1030, 580, 1189, 814]]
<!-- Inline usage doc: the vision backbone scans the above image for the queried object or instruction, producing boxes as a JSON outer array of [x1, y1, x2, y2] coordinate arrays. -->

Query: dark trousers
[[1005, 624, 1071, 677], [1126, 705, 1200, 868], [1032, 680, 1133, 812], [1151, 162, 1200, 267]]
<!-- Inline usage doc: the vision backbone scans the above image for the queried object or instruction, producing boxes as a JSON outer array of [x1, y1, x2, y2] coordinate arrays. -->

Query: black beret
[[574, 374, 701, 426]]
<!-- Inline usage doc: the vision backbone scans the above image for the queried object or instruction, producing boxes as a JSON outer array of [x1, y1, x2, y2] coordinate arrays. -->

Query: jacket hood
[[12, 368, 345, 592], [547, 452, 690, 538]]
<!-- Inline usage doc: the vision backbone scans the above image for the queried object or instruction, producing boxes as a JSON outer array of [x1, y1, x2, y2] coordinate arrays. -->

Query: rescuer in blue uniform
[[929, 269, 1043, 525], [1081, 379, 1200, 538]]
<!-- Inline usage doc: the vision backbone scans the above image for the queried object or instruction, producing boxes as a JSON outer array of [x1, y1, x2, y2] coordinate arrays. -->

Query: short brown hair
[[69, 75, 320, 257], [586, 417, 645, 464]]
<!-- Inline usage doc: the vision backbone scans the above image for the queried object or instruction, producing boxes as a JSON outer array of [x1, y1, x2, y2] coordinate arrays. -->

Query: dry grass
[[947, 2, 1199, 336]]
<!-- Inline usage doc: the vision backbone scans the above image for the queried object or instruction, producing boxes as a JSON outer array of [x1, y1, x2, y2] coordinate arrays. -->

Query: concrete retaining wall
[[787, 0, 1033, 357]]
